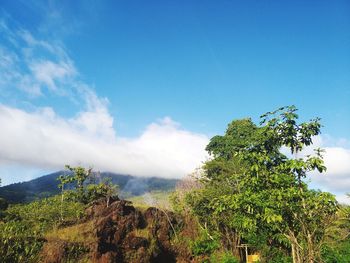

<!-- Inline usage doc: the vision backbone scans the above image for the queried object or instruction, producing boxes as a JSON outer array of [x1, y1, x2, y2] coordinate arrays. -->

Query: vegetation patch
[[45, 221, 96, 243]]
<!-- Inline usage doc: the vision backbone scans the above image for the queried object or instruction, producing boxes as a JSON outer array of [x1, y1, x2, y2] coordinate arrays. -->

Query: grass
[[133, 227, 151, 239], [45, 221, 96, 243], [128, 190, 173, 210]]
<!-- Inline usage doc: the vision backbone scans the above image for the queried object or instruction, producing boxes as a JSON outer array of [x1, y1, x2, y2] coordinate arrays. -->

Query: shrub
[[0, 195, 85, 262], [210, 251, 239, 263], [321, 242, 350, 263], [0, 220, 44, 262], [191, 231, 220, 256], [0, 197, 8, 210]]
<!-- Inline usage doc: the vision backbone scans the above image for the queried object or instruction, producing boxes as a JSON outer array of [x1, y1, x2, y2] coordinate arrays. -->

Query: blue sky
[[0, 1, 349, 202]]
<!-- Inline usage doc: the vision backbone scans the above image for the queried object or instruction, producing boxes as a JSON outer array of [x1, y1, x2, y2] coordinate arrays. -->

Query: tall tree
[[58, 165, 119, 206], [188, 106, 338, 262]]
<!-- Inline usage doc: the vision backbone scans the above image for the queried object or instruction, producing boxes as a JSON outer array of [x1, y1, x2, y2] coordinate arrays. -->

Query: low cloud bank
[[0, 104, 209, 182]]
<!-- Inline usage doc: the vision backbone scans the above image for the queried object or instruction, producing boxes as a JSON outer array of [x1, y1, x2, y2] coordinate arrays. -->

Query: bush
[[0, 220, 44, 262], [0, 195, 85, 262], [321, 242, 350, 263], [5, 195, 85, 231], [210, 251, 239, 263], [0, 197, 8, 210], [191, 231, 220, 256]]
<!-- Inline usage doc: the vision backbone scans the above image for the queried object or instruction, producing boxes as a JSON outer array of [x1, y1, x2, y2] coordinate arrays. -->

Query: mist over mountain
[[0, 171, 178, 203]]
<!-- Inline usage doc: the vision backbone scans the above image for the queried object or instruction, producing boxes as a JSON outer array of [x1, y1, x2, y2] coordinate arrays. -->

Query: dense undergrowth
[[0, 196, 85, 262]]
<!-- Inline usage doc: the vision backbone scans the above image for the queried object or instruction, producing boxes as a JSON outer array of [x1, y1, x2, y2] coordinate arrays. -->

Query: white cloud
[[0, 104, 209, 183], [29, 60, 76, 91], [294, 136, 350, 204], [334, 194, 350, 205], [0, 23, 77, 97], [310, 145, 350, 192]]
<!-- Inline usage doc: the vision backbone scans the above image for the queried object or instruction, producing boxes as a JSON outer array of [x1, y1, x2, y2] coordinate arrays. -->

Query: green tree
[[58, 166, 119, 206], [188, 106, 338, 263], [85, 177, 119, 207], [58, 165, 93, 204], [64, 165, 92, 202]]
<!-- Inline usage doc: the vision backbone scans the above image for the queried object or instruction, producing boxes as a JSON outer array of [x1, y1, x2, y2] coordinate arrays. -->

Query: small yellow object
[[247, 254, 260, 263]]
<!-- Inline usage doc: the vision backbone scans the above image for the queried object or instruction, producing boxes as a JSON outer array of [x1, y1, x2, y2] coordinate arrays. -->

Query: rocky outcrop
[[41, 198, 182, 263]]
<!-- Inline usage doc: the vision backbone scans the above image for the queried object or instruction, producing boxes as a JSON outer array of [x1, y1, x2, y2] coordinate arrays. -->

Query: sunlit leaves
[[188, 106, 338, 262]]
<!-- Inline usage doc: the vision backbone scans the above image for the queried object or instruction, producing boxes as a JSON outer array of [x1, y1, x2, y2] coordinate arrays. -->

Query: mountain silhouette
[[0, 171, 178, 203]]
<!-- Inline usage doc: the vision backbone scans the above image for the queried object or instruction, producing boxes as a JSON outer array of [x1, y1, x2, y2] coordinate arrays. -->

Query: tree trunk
[[288, 231, 302, 263], [222, 226, 241, 260], [60, 184, 64, 221], [291, 243, 296, 263], [306, 232, 315, 263]]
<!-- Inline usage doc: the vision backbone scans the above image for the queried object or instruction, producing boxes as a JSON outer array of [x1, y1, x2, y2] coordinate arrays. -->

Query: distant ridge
[[0, 171, 178, 203]]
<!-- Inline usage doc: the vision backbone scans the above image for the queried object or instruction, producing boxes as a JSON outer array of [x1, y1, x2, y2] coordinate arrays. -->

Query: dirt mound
[[42, 198, 184, 263]]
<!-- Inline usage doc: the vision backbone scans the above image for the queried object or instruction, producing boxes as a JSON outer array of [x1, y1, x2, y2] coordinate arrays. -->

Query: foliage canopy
[[187, 106, 339, 263]]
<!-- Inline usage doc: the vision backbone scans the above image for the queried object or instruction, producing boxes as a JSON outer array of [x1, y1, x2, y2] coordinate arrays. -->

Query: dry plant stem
[[197, 221, 214, 241], [154, 198, 178, 240], [158, 206, 178, 240]]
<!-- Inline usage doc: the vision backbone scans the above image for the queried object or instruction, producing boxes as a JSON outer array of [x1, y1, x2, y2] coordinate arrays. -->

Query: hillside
[[0, 172, 178, 203]]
